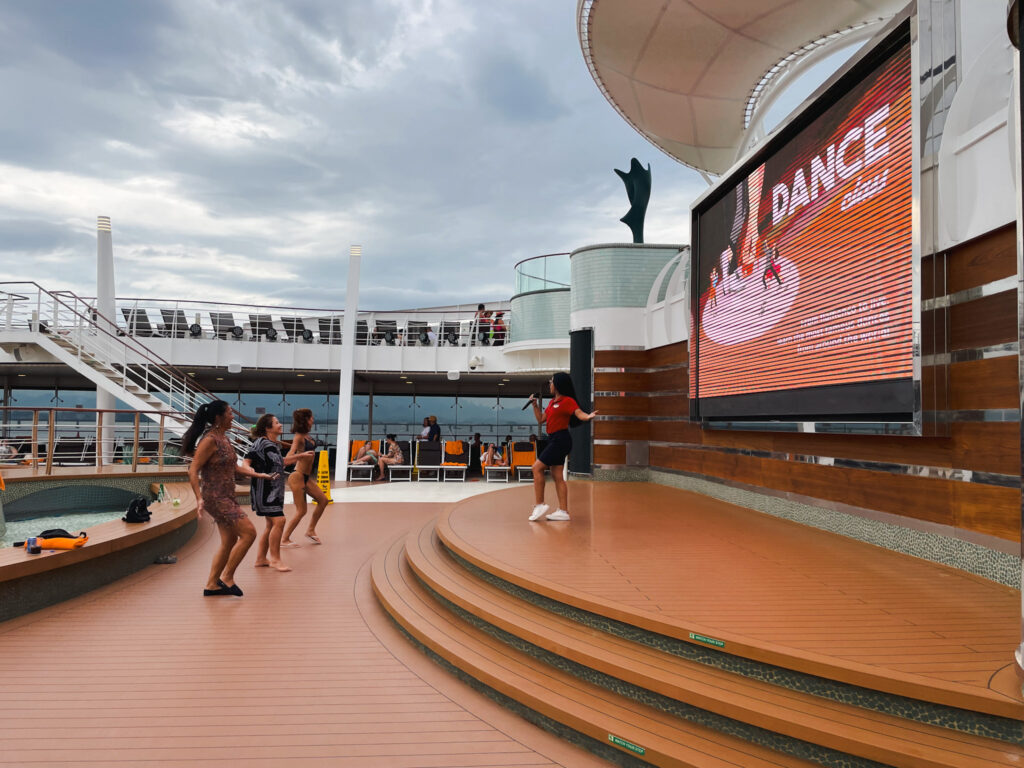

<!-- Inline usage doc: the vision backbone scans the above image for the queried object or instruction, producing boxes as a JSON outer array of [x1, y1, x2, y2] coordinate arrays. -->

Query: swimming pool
[[1, 509, 124, 548]]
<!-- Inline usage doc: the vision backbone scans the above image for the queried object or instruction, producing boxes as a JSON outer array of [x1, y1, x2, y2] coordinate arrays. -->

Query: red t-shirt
[[544, 396, 579, 434]]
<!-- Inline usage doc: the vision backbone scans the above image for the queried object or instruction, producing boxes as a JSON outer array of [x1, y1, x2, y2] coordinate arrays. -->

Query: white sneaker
[[546, 509, 570, 521], [528, 504, 549, 522]]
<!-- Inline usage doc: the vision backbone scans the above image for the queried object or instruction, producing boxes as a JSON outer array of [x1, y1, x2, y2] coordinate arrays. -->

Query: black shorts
[[256, 509, 285, 518], [538, 429, 571, 467]]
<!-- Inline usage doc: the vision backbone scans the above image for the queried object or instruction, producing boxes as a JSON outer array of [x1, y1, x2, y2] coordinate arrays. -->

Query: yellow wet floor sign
[[315, 450, 333, 502]]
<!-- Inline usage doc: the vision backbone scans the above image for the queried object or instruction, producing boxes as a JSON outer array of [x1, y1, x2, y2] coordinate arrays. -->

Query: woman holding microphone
[[527, 372, 597, 522]]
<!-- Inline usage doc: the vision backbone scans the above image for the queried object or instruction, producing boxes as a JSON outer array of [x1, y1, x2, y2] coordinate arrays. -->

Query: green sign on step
[[608, 734, 645, 755], [689, 632, 725, 648]]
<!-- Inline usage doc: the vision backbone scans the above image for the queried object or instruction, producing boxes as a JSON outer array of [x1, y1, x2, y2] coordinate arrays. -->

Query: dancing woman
[[244, 414, 313, 572], [183, 400, 275, 597], [527, 372, 598, 522], [281, 408, 330, 546]]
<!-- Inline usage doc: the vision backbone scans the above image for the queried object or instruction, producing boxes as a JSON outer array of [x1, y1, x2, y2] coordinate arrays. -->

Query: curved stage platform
[[374, 481, 1024, 767]]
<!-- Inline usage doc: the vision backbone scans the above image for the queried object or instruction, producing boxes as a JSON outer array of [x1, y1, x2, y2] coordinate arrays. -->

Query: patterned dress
[[198, 431, 247, 524]]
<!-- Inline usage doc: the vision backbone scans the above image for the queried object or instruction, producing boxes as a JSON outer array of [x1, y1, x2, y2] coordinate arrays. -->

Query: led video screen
[[691, 28, 914, 422]]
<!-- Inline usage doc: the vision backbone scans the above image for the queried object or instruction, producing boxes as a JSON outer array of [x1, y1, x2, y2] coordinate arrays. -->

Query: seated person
[[0, 440, 17, 462], [376, 434, 404, 480], [351, 440, 379, 467], [482, 443, 508, 467]]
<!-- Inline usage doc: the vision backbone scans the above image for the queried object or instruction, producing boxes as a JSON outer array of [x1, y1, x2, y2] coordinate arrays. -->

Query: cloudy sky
[[0, 0, 715, 310]]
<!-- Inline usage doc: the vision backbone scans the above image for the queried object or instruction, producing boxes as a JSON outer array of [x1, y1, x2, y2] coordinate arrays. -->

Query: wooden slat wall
[[594, 224, 1021, 543]]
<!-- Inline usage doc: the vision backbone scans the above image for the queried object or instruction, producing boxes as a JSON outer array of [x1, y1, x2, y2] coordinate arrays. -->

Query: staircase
[[0, 282, 251, 452], [373, 495, 1024, 768]]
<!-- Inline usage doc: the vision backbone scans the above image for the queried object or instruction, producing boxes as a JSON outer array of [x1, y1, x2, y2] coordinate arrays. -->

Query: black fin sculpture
[[614, 158, 652, 244]]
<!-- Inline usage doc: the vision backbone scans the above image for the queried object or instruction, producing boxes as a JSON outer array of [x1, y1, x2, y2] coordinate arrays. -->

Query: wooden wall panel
[[594, 444, 626, 464], [648, 420, 704, 444], [594, 395, 649, 417], [595, 350, 648, 368], [950, 422, 1019, 475], [649, 395, 689, 418], [949, 291, 1016, 351], [594, 372, 650, 392], [647, 342, 687, 368], [946, 223, 1015, 294], [594, 421, 650, 440], [650, 446, 959, 528], [647, 367, 687, 392], [952, 483, 1020, 541], [949, 356, 1018, 410]]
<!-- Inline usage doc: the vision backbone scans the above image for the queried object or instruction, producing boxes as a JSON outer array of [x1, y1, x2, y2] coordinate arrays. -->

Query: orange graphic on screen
[[694, 43, 913, 402]]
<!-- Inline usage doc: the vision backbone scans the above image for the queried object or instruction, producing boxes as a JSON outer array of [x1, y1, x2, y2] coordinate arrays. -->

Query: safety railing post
[[31, 411, 39, 468], [131, 412, 140, 473], [45, 409, 55, 476], [158, 413, 166, 470], [95, 411, 103, 467]]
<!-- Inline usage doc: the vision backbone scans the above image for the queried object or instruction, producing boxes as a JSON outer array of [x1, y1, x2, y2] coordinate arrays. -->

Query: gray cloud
[[0, 0, 703, 310]]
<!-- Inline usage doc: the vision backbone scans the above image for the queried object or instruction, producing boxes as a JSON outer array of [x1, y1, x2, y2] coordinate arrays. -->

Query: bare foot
[[280, 541, 300, 548], [254, 560, 270, 568], [270, 561, 292, 572], [305, 532, 322, 545]]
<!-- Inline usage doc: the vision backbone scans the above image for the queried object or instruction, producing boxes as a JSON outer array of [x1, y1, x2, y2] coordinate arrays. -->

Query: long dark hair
[[250, 413, 277, 439], [291, 408, 313, 434], [181, 400, 230, 456], [552, 372, 582, 428]]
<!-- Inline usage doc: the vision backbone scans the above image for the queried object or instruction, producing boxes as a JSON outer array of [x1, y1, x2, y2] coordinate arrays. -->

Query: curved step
[[434, 492, 1023, 722], [372, 532, 820, 768], [406, 519, 1024, 768]]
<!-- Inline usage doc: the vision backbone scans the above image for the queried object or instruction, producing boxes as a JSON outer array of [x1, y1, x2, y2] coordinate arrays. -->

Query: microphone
[[522, 394, 540, 411]]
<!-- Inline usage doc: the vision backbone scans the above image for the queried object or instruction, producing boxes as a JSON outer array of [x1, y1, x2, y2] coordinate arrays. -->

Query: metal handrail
[[0, 282, 253, 453], [0, 405, 187, 474]]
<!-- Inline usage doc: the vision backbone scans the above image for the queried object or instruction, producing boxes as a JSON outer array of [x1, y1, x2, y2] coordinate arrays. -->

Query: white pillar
[[334, 245, 362, 482], [96, 216, 116, 464]]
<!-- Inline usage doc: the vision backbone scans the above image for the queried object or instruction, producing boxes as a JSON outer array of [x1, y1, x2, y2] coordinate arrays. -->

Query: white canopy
[[578, 0, 906, 174]]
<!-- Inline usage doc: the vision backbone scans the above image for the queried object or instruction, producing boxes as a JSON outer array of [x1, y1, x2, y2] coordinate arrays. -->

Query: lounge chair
[[317, 317, 341, 344], [440, 440, 468, 481], [440, 322, 461, 346], [248, 314, 276, 341], [121, 308, 160, 337], [483, 446, 511, 482], [210, 312, 243, 340], [384, 440, 413, 481], [406, 320, 431, 346], [510, 441, 537, 482], [160, 309, 189, 338], [415, 441, 442, 481], [373, 319, 398, 345], [347, 439, 380, 481]]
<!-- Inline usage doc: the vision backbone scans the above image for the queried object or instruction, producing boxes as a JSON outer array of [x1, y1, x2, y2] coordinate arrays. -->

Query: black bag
[[122, 496, 151, 523], [38, 528, 83, 539]]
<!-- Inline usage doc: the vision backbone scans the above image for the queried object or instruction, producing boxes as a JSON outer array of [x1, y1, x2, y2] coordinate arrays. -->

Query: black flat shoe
[[227, 583, 243, 597], [203, 586, 232, 596]]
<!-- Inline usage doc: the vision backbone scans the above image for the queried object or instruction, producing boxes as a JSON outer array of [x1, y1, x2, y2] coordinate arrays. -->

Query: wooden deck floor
[[0, 496, 603, 767], [439, 481, 1024, 717]]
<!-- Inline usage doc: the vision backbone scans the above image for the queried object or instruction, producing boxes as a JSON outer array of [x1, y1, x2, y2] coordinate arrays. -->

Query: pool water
[[1, 510, 124, 548]]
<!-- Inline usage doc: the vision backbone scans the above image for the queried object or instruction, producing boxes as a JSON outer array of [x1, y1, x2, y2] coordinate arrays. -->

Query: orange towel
[[19, 536, 88, 550], [445, 442, 464, 456]]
